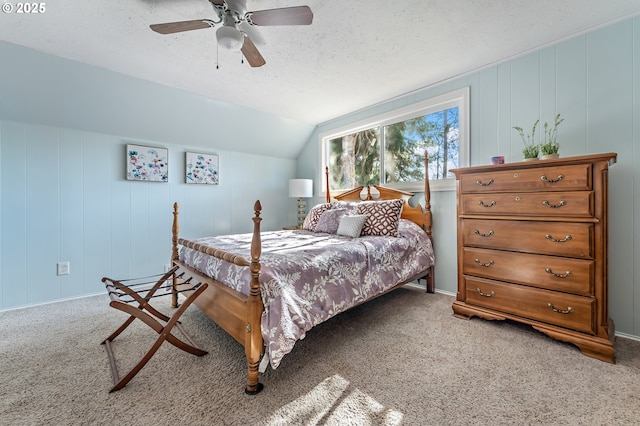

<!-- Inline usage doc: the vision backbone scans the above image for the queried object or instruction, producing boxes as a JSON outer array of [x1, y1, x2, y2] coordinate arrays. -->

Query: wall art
[[126, 144, 169, 182], [186, 152, 219, 185]]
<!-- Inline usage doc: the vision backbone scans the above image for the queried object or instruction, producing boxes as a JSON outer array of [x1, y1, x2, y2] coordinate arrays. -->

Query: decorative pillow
[[336, 215, 367, 238], [314, 208, 347, 234], [356, 199, 404, 237], [302, 203, 332, 231], [331, 201, 359, 215]]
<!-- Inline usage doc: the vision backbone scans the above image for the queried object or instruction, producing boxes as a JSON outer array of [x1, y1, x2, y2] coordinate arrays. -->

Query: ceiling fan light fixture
[[216, 25, 244, 52]]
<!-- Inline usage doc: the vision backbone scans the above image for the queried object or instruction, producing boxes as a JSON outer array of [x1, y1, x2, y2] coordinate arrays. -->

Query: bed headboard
[[325, 151, 432, 240]]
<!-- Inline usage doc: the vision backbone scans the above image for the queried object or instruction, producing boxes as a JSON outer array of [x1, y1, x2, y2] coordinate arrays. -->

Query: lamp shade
[[289, 179, 313, 198]]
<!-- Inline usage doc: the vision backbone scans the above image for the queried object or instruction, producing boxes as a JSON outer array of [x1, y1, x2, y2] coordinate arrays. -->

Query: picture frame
[[126, 144, 169, 182], [186, 152, 219, 185]]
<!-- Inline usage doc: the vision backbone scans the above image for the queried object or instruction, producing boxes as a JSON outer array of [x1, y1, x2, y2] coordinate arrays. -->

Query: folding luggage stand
[[101, 266, 208, 392]]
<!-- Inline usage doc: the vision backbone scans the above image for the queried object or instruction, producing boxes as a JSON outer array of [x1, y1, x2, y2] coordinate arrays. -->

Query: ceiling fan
[[150, 0, 313, 68]]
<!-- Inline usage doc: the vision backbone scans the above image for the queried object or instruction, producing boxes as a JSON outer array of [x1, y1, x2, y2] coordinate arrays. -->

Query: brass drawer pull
[[474, 229, 494, 237], [478, 200, 496, 207], [542, 200, 567, 208], [547, 303, 573, 314], [545, 268, 572, 278], [474, 259, 494, 267], [545, 234, 572, 243], [476, 288, 495, 297], [475, 178, 494, 186], [540, 174, 564, 183]]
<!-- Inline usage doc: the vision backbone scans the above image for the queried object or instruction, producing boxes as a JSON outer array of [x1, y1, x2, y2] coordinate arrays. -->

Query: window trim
[[319, 87, 469, 197]]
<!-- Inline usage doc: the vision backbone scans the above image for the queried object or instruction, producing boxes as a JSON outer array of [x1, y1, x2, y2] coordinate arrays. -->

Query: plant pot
[[541, 154, 559, 160], [523, 157, 539, 161]]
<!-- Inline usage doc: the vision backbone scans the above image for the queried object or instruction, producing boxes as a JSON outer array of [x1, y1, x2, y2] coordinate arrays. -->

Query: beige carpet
[[1, 287, 639, 425]]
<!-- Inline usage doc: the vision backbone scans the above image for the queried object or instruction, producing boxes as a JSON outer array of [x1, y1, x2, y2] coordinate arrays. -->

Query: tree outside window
[[325, 107, 460, 191], [321, 87, 469, 194]]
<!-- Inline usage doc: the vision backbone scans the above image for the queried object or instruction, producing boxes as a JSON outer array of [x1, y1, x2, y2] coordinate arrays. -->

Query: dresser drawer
[[463, 247, 594, 295], [459, 163, 591, 193], [460, 191, 594, 217], [464, 276, 595, 334], [461, 219, 593, 258]]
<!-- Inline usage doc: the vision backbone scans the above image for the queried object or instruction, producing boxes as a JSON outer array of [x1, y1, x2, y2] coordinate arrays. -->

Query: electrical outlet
[[57, 261, 70, 276]]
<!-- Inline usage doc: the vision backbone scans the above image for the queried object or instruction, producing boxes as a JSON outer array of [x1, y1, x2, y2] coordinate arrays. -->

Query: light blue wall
[[298, 16, 640, 338], [0, 42, 310, 310], [0, 120, 297, 309], [2, 18, 639, 340], [0, 41, 316, 160]]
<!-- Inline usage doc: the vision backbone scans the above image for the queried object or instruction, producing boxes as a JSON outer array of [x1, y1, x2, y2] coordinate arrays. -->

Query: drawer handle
[[542, 200, 567, 208], [547, 303, 573, 314], [545, 234, 572, 243], [545, 268, 572, 278], [475, 178, 494, 186], [476, 288, 495, 297], [474, 258, 494, 267], [474, 229, 494, 237], [478, 200, 496, 208], [540, 174, 564, 183]]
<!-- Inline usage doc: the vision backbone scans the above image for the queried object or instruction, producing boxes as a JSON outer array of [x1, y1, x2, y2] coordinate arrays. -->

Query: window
[[321, 87, 469, 194]]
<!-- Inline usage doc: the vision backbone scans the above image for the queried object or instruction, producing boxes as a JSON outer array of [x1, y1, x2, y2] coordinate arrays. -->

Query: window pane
[[321, 87, 468, 194], [327, 128, 380, 190], [384, 106, 459, 183]]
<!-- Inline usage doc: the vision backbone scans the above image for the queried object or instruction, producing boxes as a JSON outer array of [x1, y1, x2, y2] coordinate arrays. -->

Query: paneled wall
[[0, 120, 296, 309], [298, 16, 640, 338]]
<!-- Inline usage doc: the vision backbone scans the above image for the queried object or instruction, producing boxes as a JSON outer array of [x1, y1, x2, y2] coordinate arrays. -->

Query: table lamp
[[289, 179, 313, 228]]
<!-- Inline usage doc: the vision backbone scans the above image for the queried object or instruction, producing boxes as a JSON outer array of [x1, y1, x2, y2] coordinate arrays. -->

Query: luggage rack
[[101, 265, 208, 392]]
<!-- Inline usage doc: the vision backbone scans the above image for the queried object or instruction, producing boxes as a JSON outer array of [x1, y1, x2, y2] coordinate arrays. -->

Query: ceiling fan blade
[[150, 19, 213, 35], [248, 6, 313, 26], [241, 36, 266, 67]]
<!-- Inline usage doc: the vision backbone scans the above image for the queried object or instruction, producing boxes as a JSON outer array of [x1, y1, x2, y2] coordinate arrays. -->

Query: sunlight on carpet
[[264, 374, 403, 425]]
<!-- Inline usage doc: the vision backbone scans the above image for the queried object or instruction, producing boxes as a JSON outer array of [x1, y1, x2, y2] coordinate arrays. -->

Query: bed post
[[171, 202, 180, 308], [423, 151, 433, 240], [423, 151, 435, 293], [325, 166, 331, 203], [423, 151, 431, 219], [245, 200, 265, 395]]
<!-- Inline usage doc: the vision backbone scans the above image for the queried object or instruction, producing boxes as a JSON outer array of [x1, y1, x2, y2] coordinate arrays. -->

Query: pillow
[[331, 201, 359, 215], [314, 208, 347, 234], [302, 203, 332, 231], [356, 199, 404, 237], [336, 215, 367, 238]]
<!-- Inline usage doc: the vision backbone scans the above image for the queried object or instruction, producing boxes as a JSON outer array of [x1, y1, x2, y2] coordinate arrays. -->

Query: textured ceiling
[[1, 0, 640, 125]]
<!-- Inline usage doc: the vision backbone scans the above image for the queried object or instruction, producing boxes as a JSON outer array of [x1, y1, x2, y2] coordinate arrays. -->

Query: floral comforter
[[179, 219, 434, 369]]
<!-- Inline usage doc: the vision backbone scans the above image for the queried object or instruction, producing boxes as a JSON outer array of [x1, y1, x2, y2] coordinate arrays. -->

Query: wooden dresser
[[451, 153, 617, 363]]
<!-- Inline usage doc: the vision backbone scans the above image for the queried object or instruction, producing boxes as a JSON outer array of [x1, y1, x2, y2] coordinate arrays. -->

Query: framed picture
[[186, 152, 219, 185], [126, 144, 168, 182]]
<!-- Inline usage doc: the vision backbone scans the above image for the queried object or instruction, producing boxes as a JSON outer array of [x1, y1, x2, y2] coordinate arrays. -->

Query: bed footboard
[[171, 201, 265, 395]]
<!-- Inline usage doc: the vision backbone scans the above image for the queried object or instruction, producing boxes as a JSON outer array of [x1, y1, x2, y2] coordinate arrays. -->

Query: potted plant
[[539, 113, 564, 159], [513, 119, 540, 161]]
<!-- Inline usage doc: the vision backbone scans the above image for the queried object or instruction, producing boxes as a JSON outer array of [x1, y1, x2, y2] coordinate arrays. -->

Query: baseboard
[[0, 291, 104, 313], [615, 331, 640, 342]]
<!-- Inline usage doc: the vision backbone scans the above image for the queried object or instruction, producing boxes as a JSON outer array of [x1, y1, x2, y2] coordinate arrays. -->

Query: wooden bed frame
[[170, 152, 434, 395]]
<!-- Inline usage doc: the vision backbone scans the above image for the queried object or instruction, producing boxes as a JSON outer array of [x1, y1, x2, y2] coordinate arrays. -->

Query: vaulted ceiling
[[2, 0, 640, 125]]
